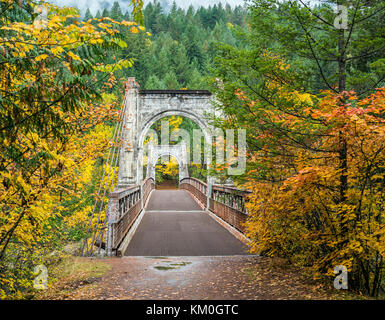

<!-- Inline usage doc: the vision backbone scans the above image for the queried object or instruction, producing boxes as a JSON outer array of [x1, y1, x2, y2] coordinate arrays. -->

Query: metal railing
[[81, 97, 127, 257], [82, 82, 157, 257], [180, 177, 250, 233], [180, 177, 207, 207], [142, 177, 156, 206], [105, 177, 155, 256], [211, 185, 250, 213]]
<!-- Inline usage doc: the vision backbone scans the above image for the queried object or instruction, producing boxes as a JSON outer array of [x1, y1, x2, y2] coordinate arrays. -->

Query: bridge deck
[[124, 190, 249, 256]]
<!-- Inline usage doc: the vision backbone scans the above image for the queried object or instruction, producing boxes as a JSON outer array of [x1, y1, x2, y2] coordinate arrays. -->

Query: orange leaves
[[243, 87, 385, 288], [130, 26, 139, 34], [234, 88, 247, 100]]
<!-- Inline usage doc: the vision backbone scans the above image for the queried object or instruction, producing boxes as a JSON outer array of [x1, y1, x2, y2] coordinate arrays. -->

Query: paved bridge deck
[[124, 190, 249, 256]]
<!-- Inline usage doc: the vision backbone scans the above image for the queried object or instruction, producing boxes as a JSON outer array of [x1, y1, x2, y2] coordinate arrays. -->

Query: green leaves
[[93, 58, 134, 73], [111, 38, 128, 48], [246, 0, 385, 95], [131, 0, 145, 26]]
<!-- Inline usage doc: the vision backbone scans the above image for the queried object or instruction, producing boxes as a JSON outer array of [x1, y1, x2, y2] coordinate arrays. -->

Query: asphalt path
[[124, 190, 249, 256]]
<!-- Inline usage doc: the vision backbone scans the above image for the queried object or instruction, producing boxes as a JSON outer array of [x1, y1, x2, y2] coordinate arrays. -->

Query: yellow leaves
[[98, 23, 117, 35], [50, 46, 64, 56], [111, 38, 128, 48], [0, 171, 33, 197], [156, 157, 179, 177], [168, 115, 183, 131], [89, 38, 104, 45], [11, 50, 22, 58], [0, 4, 142, 72], [94, 59, 133, 73], [63, 206, 92, 228], [67, 51, 81, 61], [3, 138, 10, 147], [121, 20, 136, 26], [294, 92, 313, 105], [48, 15, 63, 26], [83, 23, 96, 34], [101, 92, 117, 104], [35, 54, 49, 61], [0, 0, 144, 300]]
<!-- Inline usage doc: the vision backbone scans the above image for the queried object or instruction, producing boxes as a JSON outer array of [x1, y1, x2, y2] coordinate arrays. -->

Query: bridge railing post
[[106, 196, 116, 256], [140, 183, 144, 210], [106, 223, 113, 257], [206, 180, 212, 210]]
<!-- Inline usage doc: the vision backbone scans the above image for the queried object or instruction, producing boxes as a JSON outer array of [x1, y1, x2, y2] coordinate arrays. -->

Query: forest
[[84, 0, 247, 90], [1, 0, 385, 300]]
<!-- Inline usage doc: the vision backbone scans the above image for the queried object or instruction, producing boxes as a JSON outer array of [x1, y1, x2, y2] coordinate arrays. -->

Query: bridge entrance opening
[[154, 155, 179, 190], [141, 115, 208, 186]]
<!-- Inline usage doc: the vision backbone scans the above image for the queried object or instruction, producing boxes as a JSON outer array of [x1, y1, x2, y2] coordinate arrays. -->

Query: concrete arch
[[138, 109, 212, 149], [116, 78, 215, 188], [137, 110, 212, 185], [146, 143, 189, 182]]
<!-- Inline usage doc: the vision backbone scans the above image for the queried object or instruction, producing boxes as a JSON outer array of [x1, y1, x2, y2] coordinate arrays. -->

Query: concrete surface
[[124, 190, 249, 256]]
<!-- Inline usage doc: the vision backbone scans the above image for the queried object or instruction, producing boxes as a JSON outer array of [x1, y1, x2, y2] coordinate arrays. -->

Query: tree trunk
[[338, 27, 348, 203]]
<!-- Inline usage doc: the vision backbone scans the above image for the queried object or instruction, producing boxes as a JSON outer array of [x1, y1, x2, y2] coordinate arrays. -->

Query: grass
[[54, 256, 110, 279], [34, 255, 111, 300]]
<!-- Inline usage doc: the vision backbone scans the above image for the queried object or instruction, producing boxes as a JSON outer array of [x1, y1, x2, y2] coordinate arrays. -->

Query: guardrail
[[142, 177, 156, 205], [106, 177, 155, 256], [180, 178, 251, 233], [179, 177, 207, 207]]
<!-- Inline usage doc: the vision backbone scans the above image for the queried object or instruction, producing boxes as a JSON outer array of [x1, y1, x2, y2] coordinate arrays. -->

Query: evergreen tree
[[102, 8, 110, 17], [187, 68, 203, 89], [84, 8, 93, 21], [111, 1, 123, 21], [171, 45, 191, 86], [123, 11, 131, 21], [164, 71, 179, 89], [156, 47, 171, 78], [82, 1, 245, 91], [145, 74, 166, 89], [182, 23, 204, 69]]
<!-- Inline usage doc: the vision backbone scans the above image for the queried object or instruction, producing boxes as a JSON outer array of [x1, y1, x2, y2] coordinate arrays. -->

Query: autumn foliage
[[240, 88, 385, 296], [0, 0, 143, 298]]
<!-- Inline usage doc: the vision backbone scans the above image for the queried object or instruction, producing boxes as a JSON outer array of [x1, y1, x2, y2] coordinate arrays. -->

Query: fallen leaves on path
[[35, 255, 363, 300]]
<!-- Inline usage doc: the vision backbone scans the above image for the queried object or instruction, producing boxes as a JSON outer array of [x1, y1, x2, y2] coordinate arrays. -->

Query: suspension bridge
[[82, 78, 250, 257]]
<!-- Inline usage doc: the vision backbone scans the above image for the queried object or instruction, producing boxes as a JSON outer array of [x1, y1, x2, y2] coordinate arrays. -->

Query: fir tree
[[145, 74, 166, 89], [163, 71, 179, 89], [111, 1, 123, 21], [84, 8, 93, 21]]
